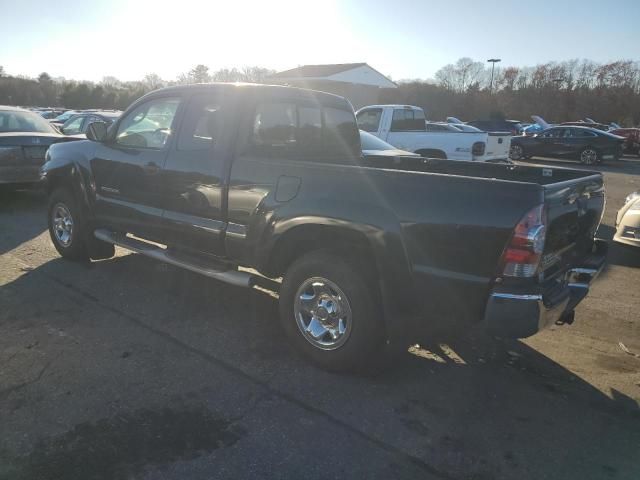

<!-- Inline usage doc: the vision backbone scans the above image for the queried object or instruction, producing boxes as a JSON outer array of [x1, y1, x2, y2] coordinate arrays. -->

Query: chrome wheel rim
[[510, 145, 523, 160], [581, 149, 597, 164], [294, 277, 352, 350], [52, 203, 74, 247]]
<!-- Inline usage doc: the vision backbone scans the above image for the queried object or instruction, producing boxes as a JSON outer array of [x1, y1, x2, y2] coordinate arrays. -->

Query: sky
[[1, 0, 639, 83]]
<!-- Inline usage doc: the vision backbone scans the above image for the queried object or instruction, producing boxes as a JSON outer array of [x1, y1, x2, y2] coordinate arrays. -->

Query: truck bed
[[361, 155, 604, 282], [362, 156, 599, 186]]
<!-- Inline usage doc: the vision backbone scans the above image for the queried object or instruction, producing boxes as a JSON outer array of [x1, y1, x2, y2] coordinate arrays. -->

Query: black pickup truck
[[42, 83, 607, 372]]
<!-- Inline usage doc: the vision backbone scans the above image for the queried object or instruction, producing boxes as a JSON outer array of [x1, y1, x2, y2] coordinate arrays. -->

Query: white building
[[268, 63, 397, 109]]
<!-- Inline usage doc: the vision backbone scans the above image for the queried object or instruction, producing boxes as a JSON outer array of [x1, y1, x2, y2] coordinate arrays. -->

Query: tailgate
[[482, 132, 511, 161], [540, 174, 605, 278]]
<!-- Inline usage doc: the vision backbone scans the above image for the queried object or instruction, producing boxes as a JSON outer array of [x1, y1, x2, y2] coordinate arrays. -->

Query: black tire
[[279, 251, 385, 373], [48, 187, 90, 261], [509, 144, 525, 160], [579, 147, 599, 165]]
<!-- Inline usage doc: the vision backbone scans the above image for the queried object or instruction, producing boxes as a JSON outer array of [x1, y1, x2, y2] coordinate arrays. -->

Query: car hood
[[363, 148, 420, 158]]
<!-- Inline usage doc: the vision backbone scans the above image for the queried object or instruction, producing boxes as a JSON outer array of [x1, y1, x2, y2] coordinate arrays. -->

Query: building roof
[[270, 63, 368, 79], [269, 63, 397, 88]]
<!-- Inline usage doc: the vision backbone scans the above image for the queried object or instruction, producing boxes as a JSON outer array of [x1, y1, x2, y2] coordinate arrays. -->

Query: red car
[[610, 128, 640, 156]]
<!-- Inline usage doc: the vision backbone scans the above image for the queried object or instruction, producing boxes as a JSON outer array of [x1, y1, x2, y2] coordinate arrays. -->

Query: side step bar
[[94, 229, 254, 288]]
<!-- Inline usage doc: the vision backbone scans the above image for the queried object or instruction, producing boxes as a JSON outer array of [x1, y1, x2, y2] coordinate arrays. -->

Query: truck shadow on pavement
[[0, 189, 47, 256], [1, 253, 639, 480]]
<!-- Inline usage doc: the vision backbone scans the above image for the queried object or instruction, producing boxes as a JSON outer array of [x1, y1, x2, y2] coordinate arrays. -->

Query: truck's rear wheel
[[279, 251, 384, 372], [48, 188, 90, 261]]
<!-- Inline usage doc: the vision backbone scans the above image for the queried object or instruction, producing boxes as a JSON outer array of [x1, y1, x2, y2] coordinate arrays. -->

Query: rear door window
[[249, 102, 358, 159], [297, 106, 322, 149], [572, 129, 597, 138], [252, 103, 297, 148], [542, 129, 563, 138], [390, 109, 426, 132], [323, 107, 359, 154]]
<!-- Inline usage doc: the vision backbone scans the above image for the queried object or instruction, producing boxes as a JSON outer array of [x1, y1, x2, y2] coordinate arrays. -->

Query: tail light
[[500, 204, 547, 277], [472, 142, 486, 156]]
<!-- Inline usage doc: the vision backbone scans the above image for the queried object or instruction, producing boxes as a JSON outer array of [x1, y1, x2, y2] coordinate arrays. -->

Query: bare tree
[[435, 58, 486, 92], [454, 57, 486, 91], [189, 65, 210, 83], [501, 67, 519, 90], [143, 73, 164, 90], [101, 76, 121, 88], [434, 64, 457, 91]]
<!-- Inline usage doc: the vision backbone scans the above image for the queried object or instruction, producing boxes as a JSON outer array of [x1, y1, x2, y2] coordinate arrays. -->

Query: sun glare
[[93, 0, 358, 81]]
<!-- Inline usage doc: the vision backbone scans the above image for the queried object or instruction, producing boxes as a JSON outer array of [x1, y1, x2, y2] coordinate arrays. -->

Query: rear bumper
[[484, 239, 607, 338], [0, 165, 43, 185]]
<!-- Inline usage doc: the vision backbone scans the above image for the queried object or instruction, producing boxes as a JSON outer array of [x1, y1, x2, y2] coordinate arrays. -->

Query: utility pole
[[487, 58, 501, 94]]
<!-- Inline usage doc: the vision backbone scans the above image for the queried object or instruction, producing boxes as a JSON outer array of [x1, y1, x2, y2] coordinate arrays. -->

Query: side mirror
[[86, 121, 108, 142]]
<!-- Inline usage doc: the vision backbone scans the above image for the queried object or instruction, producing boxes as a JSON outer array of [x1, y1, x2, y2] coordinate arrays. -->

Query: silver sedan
[[614, 192, 640, 248]]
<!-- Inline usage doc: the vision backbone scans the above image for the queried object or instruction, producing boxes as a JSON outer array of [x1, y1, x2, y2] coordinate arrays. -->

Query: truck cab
[[356, 105, 511, 162]]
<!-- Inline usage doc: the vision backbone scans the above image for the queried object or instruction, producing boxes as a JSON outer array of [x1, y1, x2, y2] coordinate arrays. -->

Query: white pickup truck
[[356, 105, 511, 162]]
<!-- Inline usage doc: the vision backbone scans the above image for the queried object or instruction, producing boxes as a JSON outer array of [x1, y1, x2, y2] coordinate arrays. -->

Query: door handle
[[142, 162, 161, 175]]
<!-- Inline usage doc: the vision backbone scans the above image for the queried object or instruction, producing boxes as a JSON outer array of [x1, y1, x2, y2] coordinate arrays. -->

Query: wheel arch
[[260, 220, 418, 345], [44, 161, 92, 216], [415, 148, 447, 159]]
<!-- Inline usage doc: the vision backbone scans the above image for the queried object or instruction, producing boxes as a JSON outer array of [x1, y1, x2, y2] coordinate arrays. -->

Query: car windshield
[[0, 110, 57, 133], [54, 111, 76, 122], [359, 130, 396, 151]]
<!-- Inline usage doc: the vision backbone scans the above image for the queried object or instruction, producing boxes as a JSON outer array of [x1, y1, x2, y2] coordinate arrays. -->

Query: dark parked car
[[467, 119, 523, 135], [510, 126, 624, 164], [50, 110, 79, 126], [42, 84, 606, 372], [37, 110, 63, 119], [60, 111, 121, 136], [561, 121, 610, 131], [0, 106, 78, 188]]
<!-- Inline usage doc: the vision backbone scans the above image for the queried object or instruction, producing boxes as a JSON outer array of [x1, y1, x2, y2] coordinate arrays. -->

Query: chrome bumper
[[484, 241, 606, 338]]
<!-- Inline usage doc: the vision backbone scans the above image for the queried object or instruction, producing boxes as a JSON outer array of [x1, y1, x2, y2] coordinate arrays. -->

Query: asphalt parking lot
[[1, 157, 639, 480]]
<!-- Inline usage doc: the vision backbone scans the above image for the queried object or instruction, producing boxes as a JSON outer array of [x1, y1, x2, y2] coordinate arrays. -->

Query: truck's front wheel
[[48, 187, 90, 261], [279, 251, 384, 372]]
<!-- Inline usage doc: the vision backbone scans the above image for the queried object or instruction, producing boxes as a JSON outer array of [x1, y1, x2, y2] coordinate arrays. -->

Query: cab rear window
[[250, 102, 359, 159], [390, 109, 426, 132]]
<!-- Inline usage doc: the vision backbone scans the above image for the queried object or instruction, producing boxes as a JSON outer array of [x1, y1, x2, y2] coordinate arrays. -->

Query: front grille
[[622, 226, 640, 239]]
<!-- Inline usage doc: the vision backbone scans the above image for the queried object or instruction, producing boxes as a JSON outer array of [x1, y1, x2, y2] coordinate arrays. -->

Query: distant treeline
[[0, 65, 274, 111], [384, 58, 640, 125], [1, 59, 639, 125]]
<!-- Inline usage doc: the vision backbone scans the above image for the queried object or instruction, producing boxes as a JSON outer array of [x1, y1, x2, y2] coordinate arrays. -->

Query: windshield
[[359, 130, 396, 151], [0, 110, 58, 133], [54, 111, 76, 122]]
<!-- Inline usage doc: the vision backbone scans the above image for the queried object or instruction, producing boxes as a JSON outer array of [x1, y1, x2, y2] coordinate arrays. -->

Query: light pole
[[487, 58, 501, 94]]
